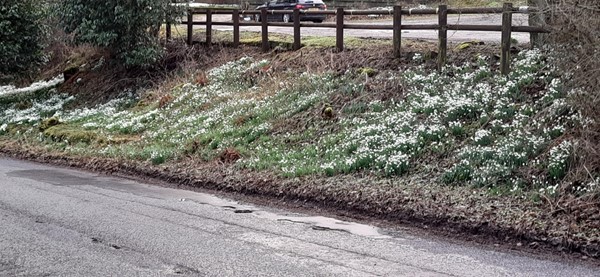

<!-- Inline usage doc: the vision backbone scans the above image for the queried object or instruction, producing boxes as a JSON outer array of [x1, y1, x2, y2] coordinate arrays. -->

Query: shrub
[[0, 0, 47, 81], [58, 0, 182, 67], [545, 0, 600, 184]]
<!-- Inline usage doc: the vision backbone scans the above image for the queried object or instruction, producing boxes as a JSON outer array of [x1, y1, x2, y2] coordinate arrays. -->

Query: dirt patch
[[218, 148, 241, 163], [265, 40, 506, 74], [46, 36, 503, 110], [40, 42, 265, 108], [0, 140, 598, 264]]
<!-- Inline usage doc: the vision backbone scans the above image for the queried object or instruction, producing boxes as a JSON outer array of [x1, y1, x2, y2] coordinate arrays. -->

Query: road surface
[[196, 14, 532, 43], [0, 158, 596, 276]]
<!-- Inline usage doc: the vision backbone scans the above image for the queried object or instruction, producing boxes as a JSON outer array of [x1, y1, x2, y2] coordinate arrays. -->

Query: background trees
[[0, 0, 48, 82], [58, 0, 180, 67]]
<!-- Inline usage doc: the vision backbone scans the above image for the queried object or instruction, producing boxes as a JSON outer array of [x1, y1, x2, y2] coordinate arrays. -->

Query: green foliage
[[0, 0, 47, 79], [39, 117, 61, 131], [58, 0, 182, 67], [547, 141, 571, 180], [43, 125, 98, 144], [442, 163, 472, 184]]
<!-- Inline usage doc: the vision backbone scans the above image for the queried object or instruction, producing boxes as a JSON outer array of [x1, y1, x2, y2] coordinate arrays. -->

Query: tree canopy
[[0, 0, 47, 79], [59, 0, 179, 67]]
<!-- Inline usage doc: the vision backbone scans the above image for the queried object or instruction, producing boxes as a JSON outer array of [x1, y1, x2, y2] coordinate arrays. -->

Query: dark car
[[255, 0, 327, 23]]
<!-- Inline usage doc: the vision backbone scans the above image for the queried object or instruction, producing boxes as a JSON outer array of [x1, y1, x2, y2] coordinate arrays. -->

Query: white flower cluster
[[473, 129, 492, 146], [440, 50, 588, 188], [0, 93, 74, 126], [539, 183, 559, 196], [0, 75, 70, 128], [0, 75, 64, 97], [232, 50, 588, 180], [60, 96, 132, 123], [548, 140, 572, 180], [318, 51, 547, 178], [454, 132, 546, 186], [573, 177, 599, 194]]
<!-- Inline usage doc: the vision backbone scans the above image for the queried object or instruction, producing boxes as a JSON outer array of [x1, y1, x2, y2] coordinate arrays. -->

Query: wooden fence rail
[[169, 3, 549, 74]]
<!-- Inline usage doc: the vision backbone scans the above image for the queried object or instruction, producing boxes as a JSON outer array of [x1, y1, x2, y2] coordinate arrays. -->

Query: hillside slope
[[0, 45, 598, 258]]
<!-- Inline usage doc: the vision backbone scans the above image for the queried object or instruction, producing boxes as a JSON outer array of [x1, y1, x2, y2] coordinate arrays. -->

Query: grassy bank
[[1, 50, 587, 186]]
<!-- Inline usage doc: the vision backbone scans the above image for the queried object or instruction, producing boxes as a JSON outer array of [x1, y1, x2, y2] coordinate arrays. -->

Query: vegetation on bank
[[0, 49, 596, 200]]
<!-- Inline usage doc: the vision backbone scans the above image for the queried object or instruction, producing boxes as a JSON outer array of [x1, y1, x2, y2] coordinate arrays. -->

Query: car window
[[298, 0, 324, 4]]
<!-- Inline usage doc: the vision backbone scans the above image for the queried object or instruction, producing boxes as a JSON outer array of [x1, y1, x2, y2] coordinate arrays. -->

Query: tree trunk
[[528, 0, 549, 48]]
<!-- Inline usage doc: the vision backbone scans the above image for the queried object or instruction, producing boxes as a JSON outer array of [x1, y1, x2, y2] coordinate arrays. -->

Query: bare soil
[[60, 39, 505, 108]]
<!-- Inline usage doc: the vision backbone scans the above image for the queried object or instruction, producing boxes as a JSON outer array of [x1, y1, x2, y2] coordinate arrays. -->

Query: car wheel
[[255, 14, 261, 22], [313, 19, 323, 23], [283, 14, 291, 23]]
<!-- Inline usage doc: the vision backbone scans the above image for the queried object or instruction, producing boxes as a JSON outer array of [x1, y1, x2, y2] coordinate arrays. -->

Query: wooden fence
[[167, 3, 549, 74]]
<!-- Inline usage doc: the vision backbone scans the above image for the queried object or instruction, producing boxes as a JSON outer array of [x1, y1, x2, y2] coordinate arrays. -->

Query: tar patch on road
[[7, 169, 100, 187], [233, 209, 253, 214]]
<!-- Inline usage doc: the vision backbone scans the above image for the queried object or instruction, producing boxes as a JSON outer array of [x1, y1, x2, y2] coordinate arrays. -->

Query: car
[[254, 0, 327, 23]]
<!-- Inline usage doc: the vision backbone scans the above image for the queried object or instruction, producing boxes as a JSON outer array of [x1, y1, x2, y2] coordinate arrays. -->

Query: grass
[[447, 0, 527, 7], [43, 124, 98, 144], [163, 25, 396, 49]]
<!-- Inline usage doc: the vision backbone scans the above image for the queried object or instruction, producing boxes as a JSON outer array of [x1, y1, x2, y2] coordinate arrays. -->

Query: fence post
[[166, 20, 171, 41], [166, 0, 173, 41], [187, 9, 194, 45], [261, 8, 269, 51], [501, 2, 513, 75], [233, 9, 240, 47], [293, 9, 301, 50], [336, 8, 344, 52], [206, 9, 212, 45], [393, 6, 402, 58], [437, 5, 447, 71]]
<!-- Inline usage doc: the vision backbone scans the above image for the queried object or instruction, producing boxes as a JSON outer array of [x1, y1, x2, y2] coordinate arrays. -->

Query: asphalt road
[[197, 14, 532, 43], [0, 158, 596, 276]]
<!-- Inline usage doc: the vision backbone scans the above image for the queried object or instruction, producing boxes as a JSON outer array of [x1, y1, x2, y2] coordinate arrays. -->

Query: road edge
[[0, 142, 598, 265]]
